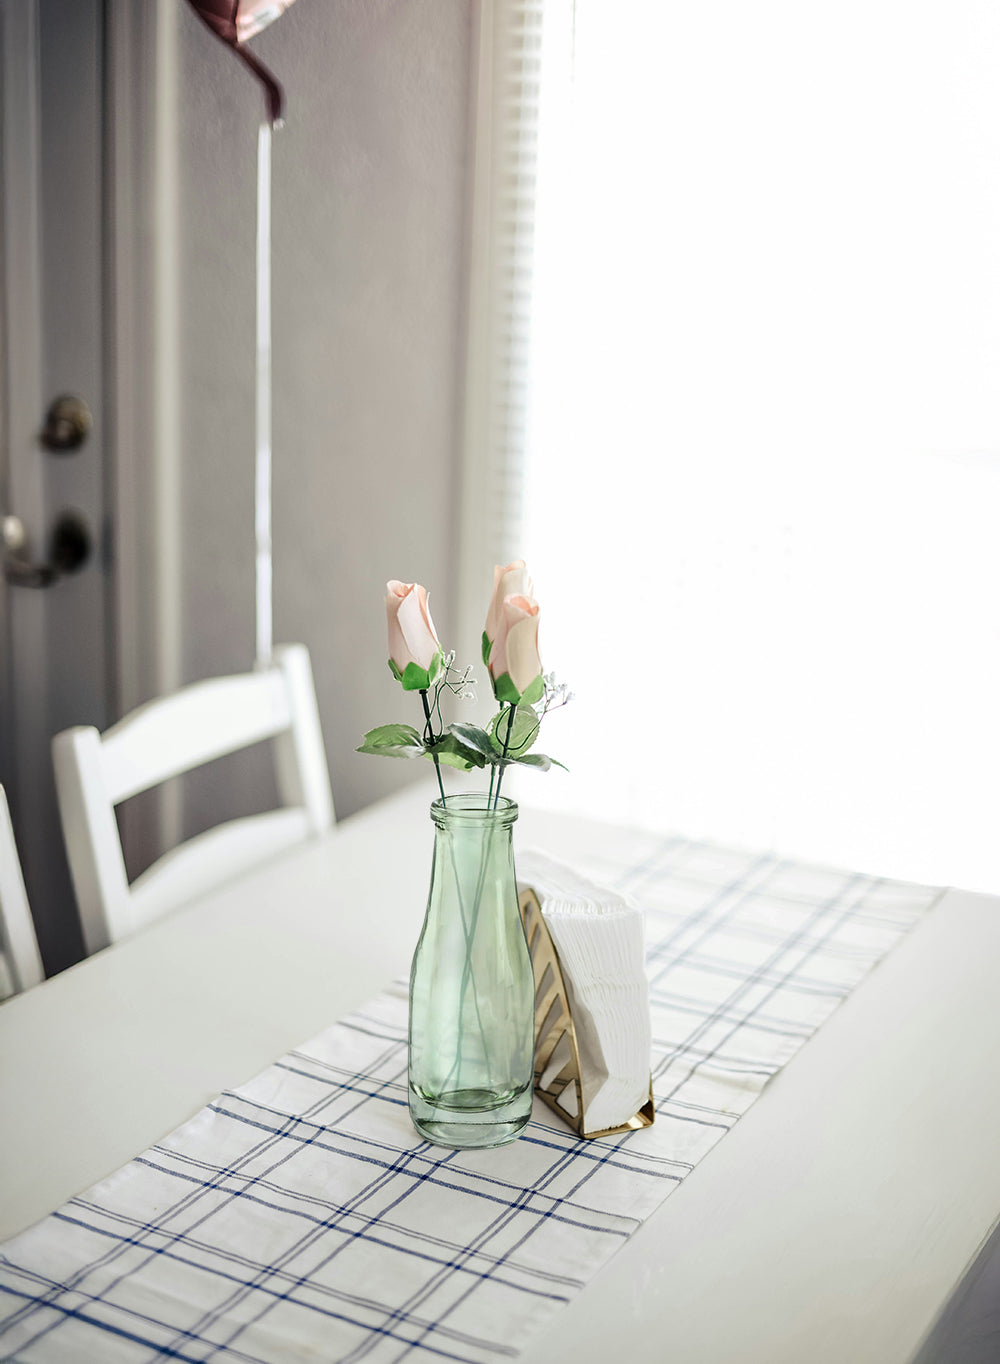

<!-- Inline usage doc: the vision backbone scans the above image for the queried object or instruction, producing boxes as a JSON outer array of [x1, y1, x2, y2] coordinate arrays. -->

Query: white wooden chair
[[0, 785, 46, 999], [53, 643, 334, 955]]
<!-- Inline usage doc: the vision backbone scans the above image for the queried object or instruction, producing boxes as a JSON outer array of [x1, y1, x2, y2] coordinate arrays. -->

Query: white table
[[2, 783, 999, 1363]]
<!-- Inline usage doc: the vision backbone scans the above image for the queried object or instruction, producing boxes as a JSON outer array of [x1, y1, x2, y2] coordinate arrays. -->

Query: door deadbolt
[[40, 394, 92, 452]]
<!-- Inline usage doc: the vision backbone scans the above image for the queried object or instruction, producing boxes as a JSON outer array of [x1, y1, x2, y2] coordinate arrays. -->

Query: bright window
[[513, 1, 1000, 891]]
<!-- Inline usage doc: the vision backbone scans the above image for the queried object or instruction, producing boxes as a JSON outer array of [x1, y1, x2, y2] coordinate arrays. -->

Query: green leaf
[[357, 723, 425, 759], [448, 723, 495, 758], [482, 631, 492, 667], [400, 661, 431, 691], [487, 705, 540, 757], [427, 733, 486, 771], [387, 658, 403, 683], [513, 753, 568, 772], [520, 673, 545, 705], [359, 723, 423, 747], [492, 671, 521, 705], [428, 650, 446, 687]]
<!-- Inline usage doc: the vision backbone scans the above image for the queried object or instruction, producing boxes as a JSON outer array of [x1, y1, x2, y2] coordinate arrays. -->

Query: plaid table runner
[[0, 835, 941, 1363]]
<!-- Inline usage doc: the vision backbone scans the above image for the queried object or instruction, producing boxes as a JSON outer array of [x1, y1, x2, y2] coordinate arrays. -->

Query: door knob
[[40, 394, 92, 452], [2, 510, 93, 587]]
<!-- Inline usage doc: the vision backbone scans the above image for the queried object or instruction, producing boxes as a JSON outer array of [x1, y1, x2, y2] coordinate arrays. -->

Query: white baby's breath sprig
[[534, 672, 574, 719], [443, 652, 477, 703], [428, 653, 477, 734]]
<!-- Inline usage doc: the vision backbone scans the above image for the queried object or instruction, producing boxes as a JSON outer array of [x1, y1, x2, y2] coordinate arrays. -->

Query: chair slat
[[129, 808, 310, 932], [101, 668, 292, 803], [0, 786, 45, 995], [53, 644, 334, 954]]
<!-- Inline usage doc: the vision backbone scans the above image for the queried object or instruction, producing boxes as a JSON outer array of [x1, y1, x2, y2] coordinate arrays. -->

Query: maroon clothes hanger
[[185, 0, 296, 123]]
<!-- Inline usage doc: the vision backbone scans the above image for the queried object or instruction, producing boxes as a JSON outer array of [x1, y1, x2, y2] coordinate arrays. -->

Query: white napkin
[[518, 849, 652, 1134]]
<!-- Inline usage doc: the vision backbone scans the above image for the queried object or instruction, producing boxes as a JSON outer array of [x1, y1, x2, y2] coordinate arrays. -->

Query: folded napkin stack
[[517, 849, 652, 1134]]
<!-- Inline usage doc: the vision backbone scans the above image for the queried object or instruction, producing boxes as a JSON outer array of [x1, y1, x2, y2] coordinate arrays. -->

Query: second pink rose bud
[[484, 561, 544, 705]]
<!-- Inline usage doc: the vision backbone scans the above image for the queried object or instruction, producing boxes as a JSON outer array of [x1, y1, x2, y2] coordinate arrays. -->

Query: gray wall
[[176, 0, 474, 830]]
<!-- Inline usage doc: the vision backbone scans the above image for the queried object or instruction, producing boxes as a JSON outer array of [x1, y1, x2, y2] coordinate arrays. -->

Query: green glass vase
[[408, 795, 535, 1148]]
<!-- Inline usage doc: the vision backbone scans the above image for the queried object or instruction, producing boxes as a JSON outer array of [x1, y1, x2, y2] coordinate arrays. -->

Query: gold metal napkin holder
[[518, 887, 655, 1140]]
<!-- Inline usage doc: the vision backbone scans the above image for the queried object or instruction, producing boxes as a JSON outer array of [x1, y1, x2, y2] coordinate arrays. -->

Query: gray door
[[0, 0, 111, 973]]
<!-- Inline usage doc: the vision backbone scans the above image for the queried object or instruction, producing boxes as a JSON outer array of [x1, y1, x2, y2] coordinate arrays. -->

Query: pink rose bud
[[386, 581, 443, 691], [483, 560, 533, 664], [489, 595, 543, 703]]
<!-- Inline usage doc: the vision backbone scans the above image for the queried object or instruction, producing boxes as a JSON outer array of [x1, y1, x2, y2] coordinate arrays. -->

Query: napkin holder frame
[[519, 887, 655, 1140]]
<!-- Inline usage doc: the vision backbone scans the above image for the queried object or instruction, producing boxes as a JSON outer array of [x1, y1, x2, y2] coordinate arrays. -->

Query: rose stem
[[420, 689, 447, 803], [492, 702, 517, 808]]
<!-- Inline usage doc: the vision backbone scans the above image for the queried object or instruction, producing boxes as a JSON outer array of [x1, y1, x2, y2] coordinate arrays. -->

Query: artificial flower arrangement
[[357, 560, 570, 802], [357, 560, 571, 1149]]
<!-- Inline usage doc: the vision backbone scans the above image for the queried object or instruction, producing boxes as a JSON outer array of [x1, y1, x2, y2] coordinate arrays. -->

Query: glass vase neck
[[430, 795, 518, 830]]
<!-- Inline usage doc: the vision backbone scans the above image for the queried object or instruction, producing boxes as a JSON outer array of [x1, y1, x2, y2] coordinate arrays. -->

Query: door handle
[[2, 510, 92, 588], [40, 395, 92, 452]]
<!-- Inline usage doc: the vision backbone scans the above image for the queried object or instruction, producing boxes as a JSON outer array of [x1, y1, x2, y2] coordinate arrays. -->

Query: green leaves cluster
[[355, 723, 425, 759], [357, 703, 565, 775], [490, 671, 544, 706], [387, 652, 445, 693]]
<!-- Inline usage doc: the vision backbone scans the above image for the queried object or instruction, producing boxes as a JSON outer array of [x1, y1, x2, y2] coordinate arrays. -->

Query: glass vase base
[[409, 1085, 532, 1150]]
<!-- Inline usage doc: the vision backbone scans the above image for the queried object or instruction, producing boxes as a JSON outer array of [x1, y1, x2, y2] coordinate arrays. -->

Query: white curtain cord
[[254, 118, 273, 668]]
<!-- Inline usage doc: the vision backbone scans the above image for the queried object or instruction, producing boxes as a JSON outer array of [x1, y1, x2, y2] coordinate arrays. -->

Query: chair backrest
[[0, 785, 45, 998], [53, 643, 334, 954]]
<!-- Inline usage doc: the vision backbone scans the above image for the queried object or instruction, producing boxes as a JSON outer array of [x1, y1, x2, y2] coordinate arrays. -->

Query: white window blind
[[477, 0, 1000, 893], [457, 0, 544, 651]]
